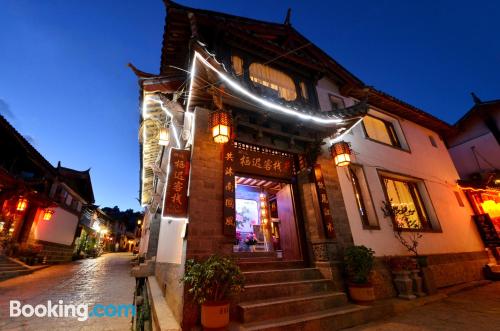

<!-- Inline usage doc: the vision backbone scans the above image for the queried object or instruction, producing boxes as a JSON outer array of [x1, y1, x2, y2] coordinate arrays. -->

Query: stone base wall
[[426, 251, 488, 288], [155, 262, 185, 325], [371, 251, 488, 300], [34, 240, 74, 264]]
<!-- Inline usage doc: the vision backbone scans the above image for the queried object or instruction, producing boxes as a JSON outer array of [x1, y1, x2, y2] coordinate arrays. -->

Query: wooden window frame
[[362, 115, 402, 148], [379, 173, 435, 232], [348, 164, 380, 229]]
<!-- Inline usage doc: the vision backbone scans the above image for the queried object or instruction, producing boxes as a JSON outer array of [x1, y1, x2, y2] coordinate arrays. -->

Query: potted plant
[[344, 245, 376, 304], [181, 255, 244, 329], [388, 256, 416, 300], [244, 233, 258, 252]]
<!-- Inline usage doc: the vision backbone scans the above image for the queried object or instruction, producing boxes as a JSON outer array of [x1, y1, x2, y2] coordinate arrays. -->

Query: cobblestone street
[[0, 253, 135, 331], [347, 282, 500, 331]]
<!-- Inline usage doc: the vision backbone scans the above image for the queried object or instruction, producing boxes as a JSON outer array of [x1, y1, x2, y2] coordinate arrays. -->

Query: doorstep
[[226, 280, 492, 331]]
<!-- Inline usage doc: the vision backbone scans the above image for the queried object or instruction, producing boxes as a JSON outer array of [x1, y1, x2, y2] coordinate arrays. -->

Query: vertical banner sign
[[163, 149, 190, 218], [223, 142, 236, 236], [313, 164, 335, 238]]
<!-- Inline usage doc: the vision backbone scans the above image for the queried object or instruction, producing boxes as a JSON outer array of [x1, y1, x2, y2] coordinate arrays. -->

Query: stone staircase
[[235, 258, 369, 331], [0, 255, 32, 281]]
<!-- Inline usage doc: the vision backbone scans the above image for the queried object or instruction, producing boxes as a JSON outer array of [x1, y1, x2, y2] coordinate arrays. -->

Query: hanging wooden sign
[[163, 149, 190, 219], [232, 145, 294, 180], [223, 142, 236, 236], [313, 164, 336, 238]]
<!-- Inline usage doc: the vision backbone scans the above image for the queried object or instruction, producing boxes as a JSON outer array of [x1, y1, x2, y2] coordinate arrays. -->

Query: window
[[329, 94, 345, 110], [363, 115, 401, 147], [300, 82, 308, 100], [249, 63, 297, 101], [349, 165, 378, 228], [382, 176, 430, 230], [429, 135, 437, 147], [231, 55, 243, 76]]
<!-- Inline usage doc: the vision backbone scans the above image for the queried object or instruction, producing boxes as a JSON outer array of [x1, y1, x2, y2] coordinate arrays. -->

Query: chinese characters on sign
[[314, 165, 335, 238], [223, 143, 236, 235], [234, 148, 293, 179], [163, 149, 190, 218]]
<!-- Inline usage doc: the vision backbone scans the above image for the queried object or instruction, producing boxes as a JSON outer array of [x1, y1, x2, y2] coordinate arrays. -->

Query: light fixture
[[331, 141, 352, 167], [42, 209, 55, 221], [210, 109, 232, 144], [137, 220, 142, 225], [16, 198, 28, 212], [158, 126, 170, 146]]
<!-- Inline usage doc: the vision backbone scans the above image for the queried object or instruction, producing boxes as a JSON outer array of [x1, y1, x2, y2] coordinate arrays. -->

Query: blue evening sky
[[1, 1, 498, 210]]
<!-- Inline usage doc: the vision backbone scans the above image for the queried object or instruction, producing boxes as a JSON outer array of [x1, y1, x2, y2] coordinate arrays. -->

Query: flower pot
[[201, 301, 229, 329], [347, 283, 375, 304], [392, 270, 416, 300], [248, 245, 256, 252], [416, 256, 428, 268]]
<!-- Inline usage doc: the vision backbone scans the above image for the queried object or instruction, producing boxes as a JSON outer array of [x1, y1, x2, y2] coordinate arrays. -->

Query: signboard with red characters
[[163, 149, 190, 218]]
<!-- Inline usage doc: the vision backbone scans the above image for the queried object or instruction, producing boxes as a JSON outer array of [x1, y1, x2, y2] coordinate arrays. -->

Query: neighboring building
[[446, 94, 500, 256], [133, 2, 487, 328], [0, 114, 95, 263], [75, 205, 113, 257]]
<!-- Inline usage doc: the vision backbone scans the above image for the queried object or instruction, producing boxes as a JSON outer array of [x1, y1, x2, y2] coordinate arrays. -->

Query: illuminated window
[[231, 55, 243, 76], [363, 115, 401, 147], [249, 63, 297, 101], [382, 176, 430, 230]]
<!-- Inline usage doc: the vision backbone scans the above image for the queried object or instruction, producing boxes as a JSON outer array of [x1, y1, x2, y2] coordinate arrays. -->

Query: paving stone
[[0, 253, 135, 331], [345, 282, 500, 330]]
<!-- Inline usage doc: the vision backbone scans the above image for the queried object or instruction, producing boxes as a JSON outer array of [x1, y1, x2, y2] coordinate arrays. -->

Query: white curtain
[[249, 63, 297, 101]]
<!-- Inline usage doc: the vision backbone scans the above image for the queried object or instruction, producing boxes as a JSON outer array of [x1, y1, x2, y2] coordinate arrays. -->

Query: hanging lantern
[[158, 126, 170, 146], [331, 141, 352, 167], [210, 110, 232, 144], [16, 198, 28, 212], [42, 209, 55, 221]]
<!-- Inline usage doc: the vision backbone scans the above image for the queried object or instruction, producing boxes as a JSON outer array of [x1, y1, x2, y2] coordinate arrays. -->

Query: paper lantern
[[42, 209, 55, 221], [331, 141, 351, 167], [16, 198, 28, 212], [210, 110, 231, 144]]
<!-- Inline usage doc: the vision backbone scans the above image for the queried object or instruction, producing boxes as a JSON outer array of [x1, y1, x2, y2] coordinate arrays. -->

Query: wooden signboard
[[223, 142, 236, 236], [313, 164, 336, 238], [163, 149, 190, 219], [233, 144, 294, 179]]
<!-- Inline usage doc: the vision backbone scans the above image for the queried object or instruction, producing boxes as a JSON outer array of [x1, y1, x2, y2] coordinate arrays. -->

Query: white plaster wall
[[34, 207, 79, 246], [156, 219, 185, 264], [448, 133, 500, 178], [316, 78, 485, 256]]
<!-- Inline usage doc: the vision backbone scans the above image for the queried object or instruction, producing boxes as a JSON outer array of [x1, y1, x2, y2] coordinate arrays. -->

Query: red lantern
[[331, 141, 352, 167], [16, 198, 28, 212], [42, 209, 55, 221], [210, 110, 232, 144]]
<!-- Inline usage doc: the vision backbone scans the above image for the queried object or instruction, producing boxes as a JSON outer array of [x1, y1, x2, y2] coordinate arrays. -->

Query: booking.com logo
[[9, 300, 136, 321]]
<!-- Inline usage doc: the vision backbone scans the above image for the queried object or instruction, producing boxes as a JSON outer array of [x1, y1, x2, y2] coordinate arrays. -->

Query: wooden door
[[276, 185, 301, 260]]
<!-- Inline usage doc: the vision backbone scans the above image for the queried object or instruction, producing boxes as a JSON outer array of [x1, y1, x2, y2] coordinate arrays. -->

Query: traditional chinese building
[[447, 94, 500, 258], [134, 1, 488, 329], [0, 114, 94, 264]]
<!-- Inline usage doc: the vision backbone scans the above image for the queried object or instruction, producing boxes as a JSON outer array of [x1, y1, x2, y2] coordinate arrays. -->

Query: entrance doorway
[[234, 175, 302, 260]]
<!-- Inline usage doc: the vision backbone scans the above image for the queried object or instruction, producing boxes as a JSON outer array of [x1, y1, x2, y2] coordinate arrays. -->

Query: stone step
[[0, 265, 28, 272], [233, 251, 277, 259], [0, 269, 33, 282], [238, 305, 369, 331], [242, 279, 334, 301], [238, 260, 305, 272], [243, 268, 323, 285], [238, 292, 348, 324]]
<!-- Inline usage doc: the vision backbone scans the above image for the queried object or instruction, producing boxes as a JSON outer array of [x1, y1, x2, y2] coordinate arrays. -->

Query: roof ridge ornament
[[471, 92, 482, 104], [284, 8, 292, 26]]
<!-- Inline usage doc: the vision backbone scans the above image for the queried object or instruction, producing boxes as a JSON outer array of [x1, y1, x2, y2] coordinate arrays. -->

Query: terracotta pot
[[348, 283, 375, 304], [201, 301, 229, 329]]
